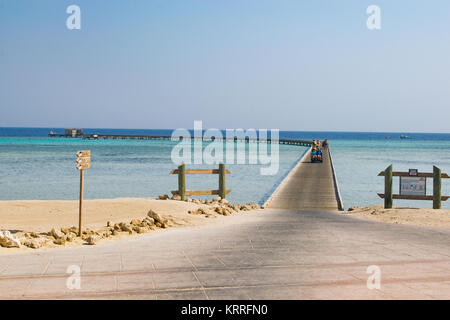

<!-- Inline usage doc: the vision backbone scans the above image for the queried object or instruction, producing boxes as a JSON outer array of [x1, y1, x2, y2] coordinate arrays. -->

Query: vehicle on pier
[[311, 146, 323, 163]]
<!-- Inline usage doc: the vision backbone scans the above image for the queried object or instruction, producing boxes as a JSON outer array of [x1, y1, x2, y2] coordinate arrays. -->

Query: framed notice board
[[399, 176, 426, 196]]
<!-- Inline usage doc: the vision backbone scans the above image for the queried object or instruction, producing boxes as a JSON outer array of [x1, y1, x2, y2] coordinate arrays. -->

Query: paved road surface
[[1, 209, 449, 299], [265, 147, 340, 210]]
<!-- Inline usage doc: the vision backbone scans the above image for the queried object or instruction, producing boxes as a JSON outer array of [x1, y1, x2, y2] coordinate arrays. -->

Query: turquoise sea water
[[1, 128, 450, 208], [0, 135, 305, 205], [332, 139, 450, 209]]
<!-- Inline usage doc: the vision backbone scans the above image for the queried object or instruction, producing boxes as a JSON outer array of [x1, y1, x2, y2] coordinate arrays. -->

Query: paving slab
[[0, 209, 449, 299]]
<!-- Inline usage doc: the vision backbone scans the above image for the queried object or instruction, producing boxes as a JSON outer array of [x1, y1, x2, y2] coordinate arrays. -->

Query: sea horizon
[[2, 126, 450, 136], [1, 126, 450, 209]]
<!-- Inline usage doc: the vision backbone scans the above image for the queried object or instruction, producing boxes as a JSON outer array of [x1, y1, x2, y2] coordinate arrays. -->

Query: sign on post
[[400, 176, 426, 196], [76, 150, 91, 170], [378, 165, 449, 209], [76, 150, 91, 236]]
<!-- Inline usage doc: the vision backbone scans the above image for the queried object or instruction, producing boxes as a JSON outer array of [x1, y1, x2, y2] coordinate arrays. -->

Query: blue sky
[[1, 0, 450, 132]]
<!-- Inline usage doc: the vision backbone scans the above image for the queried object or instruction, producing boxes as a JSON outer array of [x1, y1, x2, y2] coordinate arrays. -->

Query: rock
[[215, 207, 224, 215], [86, 236, 98, 245], [69, 226, 78, 234], [60, 228, 71, 235], [30, 232, 39, 238], [155, 222, 162, 228], [120, 223, 133, 233], [130, 219, 141, 226], [65, 233, 75, 242], [26, 240, 41, 249], [139, 221, 148, 227], [0, 231, 21, 248], [82, 228, 96, 236], [134, 226, 149, 234], [219, 199, 229, 204], [50, 228, 64, 239], [205, 199, 210, 205], [112, 230, 119, 236], [247, 203, 260, 210], [107, 221, 112, 227], [158, 194, 169, 200], [148, 209, 165, 224], [172, 194, 182, 201], [54, 237, 66, 245]]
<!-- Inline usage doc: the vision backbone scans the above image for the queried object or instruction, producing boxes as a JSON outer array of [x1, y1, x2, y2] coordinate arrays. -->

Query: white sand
[[343, 205, 450, 229], [0, 198, 259, 254]]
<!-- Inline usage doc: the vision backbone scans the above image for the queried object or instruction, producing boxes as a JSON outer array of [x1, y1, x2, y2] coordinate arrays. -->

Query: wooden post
[[433, 165, 441, 209], [178, 163, 186, 201], [219, 163, 226, 199], [384, 164, 393, 209], [78, 169, 84, 236], [76, 150, 90, 236]]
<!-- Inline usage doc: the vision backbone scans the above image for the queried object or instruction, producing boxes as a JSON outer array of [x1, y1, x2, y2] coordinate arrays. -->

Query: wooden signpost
[[76, 150, 91, 236], [378, 165, 449, 209], [170, 163, 231, 200]]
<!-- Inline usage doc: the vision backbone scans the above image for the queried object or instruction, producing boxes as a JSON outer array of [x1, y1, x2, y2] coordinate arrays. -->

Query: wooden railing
[[377, 165, 449, 209], [170, 163, 231, 200]]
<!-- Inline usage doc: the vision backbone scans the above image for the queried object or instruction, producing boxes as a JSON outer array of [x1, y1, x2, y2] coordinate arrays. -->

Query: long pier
[[264, 145, 344, 211], [50, 131, 343, 210], [48, 133, 312, 147]]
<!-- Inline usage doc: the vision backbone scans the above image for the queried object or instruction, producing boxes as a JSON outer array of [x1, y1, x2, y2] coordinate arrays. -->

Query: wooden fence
[[170, 163, 231, 201], [377, 165, 449, 209]]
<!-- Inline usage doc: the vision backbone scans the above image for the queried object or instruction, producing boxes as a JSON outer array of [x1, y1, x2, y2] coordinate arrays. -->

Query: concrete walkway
[[1, 209, 449, 299], [265, 147, 340, 210]]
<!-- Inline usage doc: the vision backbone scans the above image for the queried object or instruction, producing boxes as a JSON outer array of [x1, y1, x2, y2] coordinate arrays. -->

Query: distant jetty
[[48, 128, 84, 138], [49, 129, 313, 146]]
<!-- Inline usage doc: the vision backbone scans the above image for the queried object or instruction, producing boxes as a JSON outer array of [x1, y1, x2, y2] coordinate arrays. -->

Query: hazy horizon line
[[0, 125, 449, 135]]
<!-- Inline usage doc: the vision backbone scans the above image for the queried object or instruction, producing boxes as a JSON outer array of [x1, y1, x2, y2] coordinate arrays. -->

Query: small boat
[[400, 135, 411, 139], [385, 136, 390, 139]]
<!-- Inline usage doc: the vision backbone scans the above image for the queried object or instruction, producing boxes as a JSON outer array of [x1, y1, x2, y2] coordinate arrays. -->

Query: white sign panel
[[400, 177, 426, 196]]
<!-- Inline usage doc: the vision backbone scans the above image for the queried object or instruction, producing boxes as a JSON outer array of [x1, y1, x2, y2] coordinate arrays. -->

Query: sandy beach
[[0, 197, 260, 254], [343, 205, 450, 229]]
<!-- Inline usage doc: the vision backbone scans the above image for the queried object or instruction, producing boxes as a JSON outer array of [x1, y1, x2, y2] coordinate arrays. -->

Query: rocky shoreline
[[0, 197, 261, 250]]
